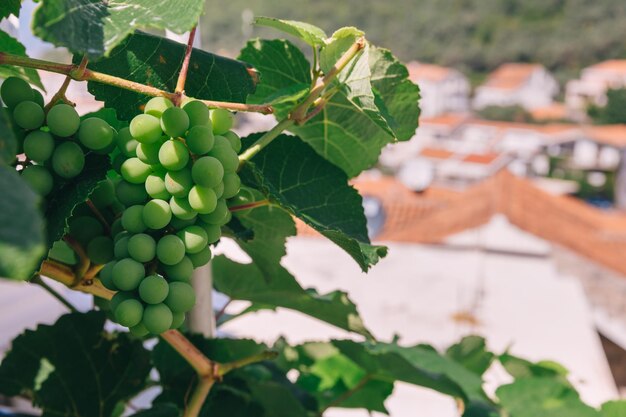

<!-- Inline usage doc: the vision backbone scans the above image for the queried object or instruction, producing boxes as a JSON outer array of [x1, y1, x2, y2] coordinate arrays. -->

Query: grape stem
[[63, 235, 91, 280], [0, 52, 273, 114], [86, 199, 111, 234], [174, 26, 197, 100], [237, 118, 295, 169], [228, 199, 270, 212]]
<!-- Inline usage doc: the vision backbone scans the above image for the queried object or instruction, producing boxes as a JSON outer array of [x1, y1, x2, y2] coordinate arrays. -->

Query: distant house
[[566, 60, 626, 119], [473, 63, 559, 110], [406, 61, 470, 117]]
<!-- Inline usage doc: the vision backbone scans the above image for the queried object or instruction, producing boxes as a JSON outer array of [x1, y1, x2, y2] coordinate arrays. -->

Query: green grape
[[160, 107, 189, 138], [186, 125, 214, 155], [198, 222, 221, 244], [51, 142, 85, 178], [145, 172, 171, 200], [188, 185, 217, 214], [13, 101, 44, 130], [170, 312, 186, 329], [170, 196, 197, 220], [90, 178, 116, 208], [0, 77, 34, 108], [116, 179, 148, 206], [112, 258, 145, 291], [164, 168, 193, 197], [139, 275, 169, 304], [164, 282, 196, 313], [127, 233, 156, 263], [21, 165, 53, 196], [115, 299, 144, 327], [176, 225, 208, 254], [129, 323, 150, 337], [121, 157, 152, 184], [112, 153, 126, 174], [130, 114, 162, 144], [48, 240, 78, 265], [213, 182, 224, 199], [156, 234, 186, 265], [144, 97, 173, 118], [209, 136, 239, 172], [159, 139, 189, 171], [183, 100, 211, 128], [23, 129, 54, 163], [114, 230, 129, 243], [86, 236, 114, 264], [161, 256, 193, 282], [136, 140, 163, 165], [110, 291, 134, 312], [99, 261, 117, 290], [116, 127, 138, 157], [78, 117, 115, 150], [32, 89, 44, 108], [143, 199, 172, 230], [47, 104, 80, 137], [114, 236, 130, 258], [222, 131, 242, 153], [191, 156, 223, 188], [121, 205, 147, 233], [198, 199, 229, 225], [69, 216, 103, 245], [142, 304, 173, 334], [187, 245, 212, 267], [169, 216, 196, 230], [210, 109, 234, 135], [222, 173, 241, 199], [111, 218, 124, 237]]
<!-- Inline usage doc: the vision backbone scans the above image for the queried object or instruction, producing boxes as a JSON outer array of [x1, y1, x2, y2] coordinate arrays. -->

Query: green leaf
[[0, 311, 151, 416], [239, 39, 311, 117], [78, 31, 256, 120], [446, 336, 495, 376], [496, 377, 599, 417], [262, 83, 310, 107], [0, 107, 17, 165], [0, 165, 46, 280], [499, 352, 569, 380], [0, 0, 21, 19], [601, 400, 626, 417], [129, 404, 181, 417], [240, 133, 387, 271], [32, 0, 204, 59], [212, 255, 372, 337], [45, 153, 111, 245], [254, 17, 327, 46], [0, 30, 43, 89]]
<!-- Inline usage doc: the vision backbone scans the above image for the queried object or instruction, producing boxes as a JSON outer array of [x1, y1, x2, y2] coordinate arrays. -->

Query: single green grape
[[210, 109, 234, 135], [170, 312, 186, 329], [86, 236, 114, 265], [110, 291, 134, 312], [47, 104, 80, 137], [186, 125, 214, 155], [23, 130, 55, 164], [165, 282, 196, 313], [51, 142, 85, 178], [69, 216, 103, 246], [129, 323, 150, 337], [21, 165, 53, 196], [121, 205, 147, 233], [161, 256, 193, 282], [139, 275, 169, 304], [144, 97, 174, 118], [222, 173, 241, 199], [159, 139, 189, 171], [120, 157, 152, 184], [32, 89, 44, 108], [187, 245, 212, 268], [198, 199, 229, 225], [169, 196, 197, 220], [111, 218, 124, 237], [176, 225, 208, 254], [116, 179, 148, 206], [164, 168, 193, 198], [188, 185, 217, 214], [130, 114, 162, 144], [198, 221, 221, 244], [99, 261, 117, 291], [183, 100, 211, 128], [213, 182, 224, 199], [128, 233, 157, 263], [191, 156, 224, 188], [13, 101, 44, 130], [142, 303, 173, 334], [169, 216, 196, 230], [209, 136, 239, 172], [145, 172, 171, 200], [78, 117, 115, 150], [143, 199, 172, 230], [136, 140, 163, 165], [160, 107, 189, 138], [222, 131, 242, 153], [115, 299, 144, 327], [156, 234, 186, 265], [90, 178, 116, 208], [114, 236, 130, 258], [1, 77, 34, 108], [112, 258, 145, 291], [116, 127, 139, 157]]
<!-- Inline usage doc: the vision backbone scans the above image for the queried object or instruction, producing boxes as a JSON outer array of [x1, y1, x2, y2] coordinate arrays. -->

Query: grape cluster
[[1, 76, 116, 199], [99, 97, 242, 336]]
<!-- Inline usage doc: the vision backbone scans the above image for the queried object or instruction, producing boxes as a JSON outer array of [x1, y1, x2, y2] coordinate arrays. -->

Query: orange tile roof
[[482, 63, 543, 90], [462, 152, 501, 165], [419, 147, 455, 160], [583, 125, 626, 148], [419, 113, 469, 127], [530, 103, 569, 121], [406, 61, 455, 82], [588, 60, 626, 74]]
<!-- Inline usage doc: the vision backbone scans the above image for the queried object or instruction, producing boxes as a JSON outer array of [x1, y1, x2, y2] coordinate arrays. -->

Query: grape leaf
[[45, 152, 111, 245], [254, 17, 327, 46], [32, 0, 204, 59], [240, 133, 387, 271], [129, 404, 181, 417], [0, 29, 43, 89], [0, 0, 20, 20], [0, 166, 46, 280], [0, 107, 17, 165], [446, 336, 495, 376], [0, 312, 151, 416], [78, 31, 256, 120], [601, 400, 626, 417]]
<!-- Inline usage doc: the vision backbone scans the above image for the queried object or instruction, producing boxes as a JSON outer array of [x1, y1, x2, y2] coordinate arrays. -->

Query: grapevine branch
[[175, 26, 197, 98], [0, 52, 273, 114]]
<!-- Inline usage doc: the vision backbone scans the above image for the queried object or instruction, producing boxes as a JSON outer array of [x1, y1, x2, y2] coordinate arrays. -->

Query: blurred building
[[566, 60, 626, 120], [406, 61, 470, 117]]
